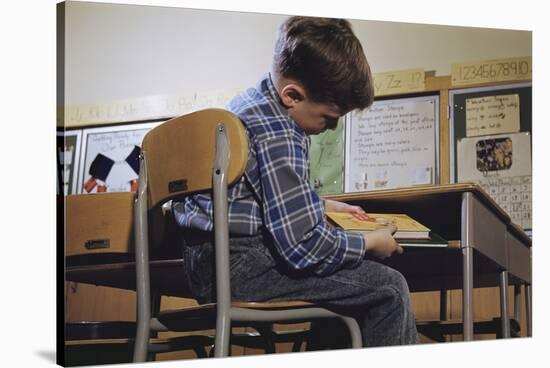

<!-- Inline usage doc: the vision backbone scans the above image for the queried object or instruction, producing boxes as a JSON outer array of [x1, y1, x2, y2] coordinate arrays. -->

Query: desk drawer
[[65, 193, 136, 256]]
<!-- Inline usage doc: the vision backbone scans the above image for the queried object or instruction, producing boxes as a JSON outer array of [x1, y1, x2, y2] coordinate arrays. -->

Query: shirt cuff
[[343, 231, 366, 269]]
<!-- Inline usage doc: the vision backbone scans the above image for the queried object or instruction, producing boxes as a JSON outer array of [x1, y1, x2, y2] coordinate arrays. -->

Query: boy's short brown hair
[[273, 16, 374, 112]]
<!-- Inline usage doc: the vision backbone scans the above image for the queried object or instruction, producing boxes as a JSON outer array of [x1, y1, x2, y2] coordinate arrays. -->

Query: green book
[[398, 231, 448, 248]]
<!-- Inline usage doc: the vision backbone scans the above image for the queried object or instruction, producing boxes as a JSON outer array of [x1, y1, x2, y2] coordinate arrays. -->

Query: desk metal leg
[[525, 284, 532, 337], [514, 285, 521, 324], [499, 271, 510, 338], [462, 247, 474, 341]]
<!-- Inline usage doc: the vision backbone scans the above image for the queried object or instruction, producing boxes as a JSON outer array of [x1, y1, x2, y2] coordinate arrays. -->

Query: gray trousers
[[181, 232, 418, 348]]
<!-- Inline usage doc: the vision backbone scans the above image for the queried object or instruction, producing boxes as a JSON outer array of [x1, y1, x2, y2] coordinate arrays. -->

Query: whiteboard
[[345, 95, 439, 192], [77, 121, 163, 194]]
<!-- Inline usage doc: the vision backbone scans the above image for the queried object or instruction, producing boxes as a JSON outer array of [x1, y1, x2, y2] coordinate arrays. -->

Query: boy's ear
[[280, 83, 306, 108]]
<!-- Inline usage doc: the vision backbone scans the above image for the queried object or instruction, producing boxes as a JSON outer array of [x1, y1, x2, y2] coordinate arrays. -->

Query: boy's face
[[289, 98, 343, 135]]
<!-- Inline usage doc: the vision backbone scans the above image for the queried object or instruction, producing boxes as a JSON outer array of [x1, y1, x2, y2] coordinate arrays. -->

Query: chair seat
[[234, 300, 313, 309], [156, 301, 314, 332]]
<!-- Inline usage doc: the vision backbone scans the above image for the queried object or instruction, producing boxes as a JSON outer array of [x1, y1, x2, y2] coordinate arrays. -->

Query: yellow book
[[325, 212, 430, 240]]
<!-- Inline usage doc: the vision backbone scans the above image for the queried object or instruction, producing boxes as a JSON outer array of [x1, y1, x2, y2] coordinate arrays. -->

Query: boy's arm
[[256, 135, 365, 276]]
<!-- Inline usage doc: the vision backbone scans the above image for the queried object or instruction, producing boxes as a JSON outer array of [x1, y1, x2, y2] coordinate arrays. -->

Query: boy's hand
[[324, 199, 365, 214], [362, 225, 403, 259], [324, 199, 403, 259]]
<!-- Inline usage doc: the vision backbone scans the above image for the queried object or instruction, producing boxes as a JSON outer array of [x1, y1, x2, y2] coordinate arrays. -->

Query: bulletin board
[[450, 82, 532, 230], [77, 121, 163, 194], [345, 95, 440, 192], [57, 129, 82, 195]]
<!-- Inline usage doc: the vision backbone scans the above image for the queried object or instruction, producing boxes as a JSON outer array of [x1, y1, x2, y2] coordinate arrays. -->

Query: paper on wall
[[466, 94, 520, 137], [457, 132, 532, 229]]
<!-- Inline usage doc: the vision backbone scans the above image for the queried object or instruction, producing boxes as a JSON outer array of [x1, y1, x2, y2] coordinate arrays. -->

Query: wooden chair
[[133, 108, 362, 361]]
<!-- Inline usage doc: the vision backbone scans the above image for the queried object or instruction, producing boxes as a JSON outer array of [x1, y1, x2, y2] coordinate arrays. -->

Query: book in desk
[[325, 211, 447, 247]]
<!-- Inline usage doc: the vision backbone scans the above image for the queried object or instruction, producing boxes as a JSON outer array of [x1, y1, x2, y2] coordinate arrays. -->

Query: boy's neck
[[269, 72, 291, 111], [270, 72, 286, 101]]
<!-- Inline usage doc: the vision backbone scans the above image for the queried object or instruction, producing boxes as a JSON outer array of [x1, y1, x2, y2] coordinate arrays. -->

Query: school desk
[[324, 183, 532, 340]]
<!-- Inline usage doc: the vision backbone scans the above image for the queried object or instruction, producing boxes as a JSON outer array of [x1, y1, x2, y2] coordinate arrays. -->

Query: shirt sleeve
[[255, 134, 365, 276]]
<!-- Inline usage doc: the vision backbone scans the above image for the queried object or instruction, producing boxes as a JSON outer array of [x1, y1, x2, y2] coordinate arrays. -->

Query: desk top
[[325, 183, 508, 221]]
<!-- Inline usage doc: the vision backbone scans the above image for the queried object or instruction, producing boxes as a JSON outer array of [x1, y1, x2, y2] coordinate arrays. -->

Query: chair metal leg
[[213, 123, 232, 357], [193, 346, 208, 358], [339, 316, 362, 348], [254, 324, 277, 354], [133, 155, 151, 362], [462, 246, 474, 341], [514, 285, 521, 324], [214, 315, 231, 357], [499, 271, 510, 338], [146, 291, 162, 361]]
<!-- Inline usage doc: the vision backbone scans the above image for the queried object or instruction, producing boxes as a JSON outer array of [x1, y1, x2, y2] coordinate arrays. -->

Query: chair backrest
[[141, 108, 249, 210]]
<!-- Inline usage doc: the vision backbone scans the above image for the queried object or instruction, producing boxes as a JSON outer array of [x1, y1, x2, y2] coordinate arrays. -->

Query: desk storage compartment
[[65, 193, 136, 256], [506, 231, 531, 284]]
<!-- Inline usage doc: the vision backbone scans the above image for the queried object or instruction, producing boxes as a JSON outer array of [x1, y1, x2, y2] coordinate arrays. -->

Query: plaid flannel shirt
[[173, 74, 365, 276]]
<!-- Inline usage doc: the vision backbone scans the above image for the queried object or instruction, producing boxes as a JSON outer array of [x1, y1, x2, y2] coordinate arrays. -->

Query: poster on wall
[[308, 117, 345, 194], [57, 130, 82, 195], [77, 121, 163, 194], [345, 96, 439, 192], [457, 132, 532, 229], [465, 94, 520, 137]]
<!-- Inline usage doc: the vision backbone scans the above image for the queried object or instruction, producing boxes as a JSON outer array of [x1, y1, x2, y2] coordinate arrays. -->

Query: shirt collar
[[257, 73, 306, 137]]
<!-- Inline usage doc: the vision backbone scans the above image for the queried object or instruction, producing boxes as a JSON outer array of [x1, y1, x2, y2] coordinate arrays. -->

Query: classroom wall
[[63, 1, 531, 109]]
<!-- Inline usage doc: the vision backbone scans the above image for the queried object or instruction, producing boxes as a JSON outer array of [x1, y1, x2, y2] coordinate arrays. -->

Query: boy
[[173, 16, 417, 347]]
